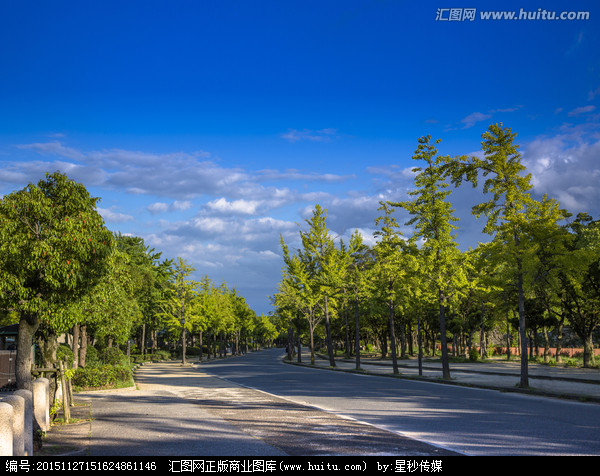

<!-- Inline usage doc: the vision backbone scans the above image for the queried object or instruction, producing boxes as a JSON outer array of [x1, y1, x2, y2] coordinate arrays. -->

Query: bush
[[84, 346, 101, 368], [129, 349, 172, 363], [185, 346, 202, 356], [71, 364, 132, 390], [469, 348, 480, 362], [149, 350, 172, 361], [57, 344, 74, 365], [99, 347, 126, 366]]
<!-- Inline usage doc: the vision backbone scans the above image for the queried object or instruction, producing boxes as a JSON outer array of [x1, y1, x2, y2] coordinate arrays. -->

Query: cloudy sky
[[1, 1, 599, 314]]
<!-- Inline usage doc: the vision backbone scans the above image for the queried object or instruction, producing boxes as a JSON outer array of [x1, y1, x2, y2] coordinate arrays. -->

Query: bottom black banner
[[1, 456, 463, 474], [1, 455, 575, 474]]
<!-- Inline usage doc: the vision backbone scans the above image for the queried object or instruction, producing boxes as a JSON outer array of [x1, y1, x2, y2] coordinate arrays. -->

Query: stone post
[[33, 377, 50, 432], [0, 402, 14, 456], [14, 390, 33, 456], [1, 394, 25, 456]]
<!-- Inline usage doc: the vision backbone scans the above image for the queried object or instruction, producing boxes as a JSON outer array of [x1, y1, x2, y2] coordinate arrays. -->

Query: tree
[[561, 214, 600, 367], [373, 202, 409, 374], [280, 234, 322, 365], [391, 135, 464, 379], [450, 123, 569, 387], [159, 258, 197, 364], [115, 233, 170, 357], [343, 230, 373, 370], [298, 205, 339, 367], [0, 172, 113, 390], [86, 249, 140, 348]]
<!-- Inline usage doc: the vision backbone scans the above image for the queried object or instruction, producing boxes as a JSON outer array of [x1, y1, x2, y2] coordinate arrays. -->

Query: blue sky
[[1, 1, 599, 314]]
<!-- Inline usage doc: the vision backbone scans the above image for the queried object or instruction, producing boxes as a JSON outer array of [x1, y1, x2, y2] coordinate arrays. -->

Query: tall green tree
[[298, 205, 339, 367], [392, 135, 465, 379], [115, 233, 170, 356], [450, 123, 568, 387], [280, 235, 322, 365], [0, 172, 113, 390], [159, 257, 197, 364], [343, 230, 373, 370], [561, 214, 600, 367], [373, 202, 409, 374]]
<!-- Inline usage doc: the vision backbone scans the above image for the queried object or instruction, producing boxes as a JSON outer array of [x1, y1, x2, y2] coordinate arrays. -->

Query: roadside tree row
[[274, 123, 600, 387], [0, 172, 276, 392]]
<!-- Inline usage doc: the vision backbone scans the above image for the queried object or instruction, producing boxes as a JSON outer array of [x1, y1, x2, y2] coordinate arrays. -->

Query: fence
[[0, 351, 17, 390]]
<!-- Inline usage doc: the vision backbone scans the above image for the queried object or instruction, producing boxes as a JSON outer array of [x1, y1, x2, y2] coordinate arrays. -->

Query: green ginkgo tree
[[391, 135, 465, 380], [449, 123, 569, 387]]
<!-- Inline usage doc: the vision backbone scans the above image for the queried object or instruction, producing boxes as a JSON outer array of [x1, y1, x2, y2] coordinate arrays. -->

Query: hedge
[[71, 364, 132, 389]]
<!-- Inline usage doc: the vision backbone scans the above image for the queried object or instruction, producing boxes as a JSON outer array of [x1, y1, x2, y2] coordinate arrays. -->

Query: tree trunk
[[287, 323, 294, 361], [583, 334, 594, 368], [309, 324, 316, 365], [506, 302, 511, 360], [79, 325, 88, 367], [16, 313, 38, 391], [417, 313, 423, 376], [323, 296, 335, 367], [389, 299, 399, 375], [354, 299, 361, 370], [37, 331, 59, 406], [556, 316, 564, 364], [344, 308, 350, 358], [141, 323, 146, 357], [199, 330, 203, 361], [439, 289, 451, 380], [72, 324, 80, 369], [517, 265, 529, 388]]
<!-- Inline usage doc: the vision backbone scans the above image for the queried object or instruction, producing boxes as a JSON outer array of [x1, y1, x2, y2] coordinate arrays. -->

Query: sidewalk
[[36, 361, 288, 457], [296, 351, 600, 402]]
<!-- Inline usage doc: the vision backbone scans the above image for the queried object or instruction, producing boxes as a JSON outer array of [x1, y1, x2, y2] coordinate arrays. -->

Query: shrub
[[84, 346, 101, 368], [469, 348, 480, 362], [57, 344, 74, 365], [99, 347, 126, 366], [149, 350, 172, 361], [72, 364, 132, 390]]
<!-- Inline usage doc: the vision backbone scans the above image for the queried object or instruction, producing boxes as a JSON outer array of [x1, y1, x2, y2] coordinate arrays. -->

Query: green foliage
[[273, 123, 599, 372], [71, 365, 132, 389], [99, 347, 126, 366], [0, 172, 114, 331], [56, 344, 74, 365], [84, 346, 101, 368]]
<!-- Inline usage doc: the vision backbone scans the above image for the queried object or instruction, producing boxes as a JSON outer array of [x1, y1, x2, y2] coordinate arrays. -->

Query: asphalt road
[[47, 355, 458, 457], [197, 348, 600, 456]]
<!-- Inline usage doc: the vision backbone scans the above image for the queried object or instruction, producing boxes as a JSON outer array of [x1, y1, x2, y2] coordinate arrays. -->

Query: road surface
[[197, 348, 600, 456]]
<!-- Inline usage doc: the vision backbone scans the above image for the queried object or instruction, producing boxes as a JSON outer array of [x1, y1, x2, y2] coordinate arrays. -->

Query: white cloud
[[97, 207, 134, 223], [147, 200, 192, 214], [17, 141, 85, 160], [568, 105, 596, 117], [280, 128, 338, 142], [206, 197, 261, 215], [588, 87, 600, 101], [459, 106, 522, 129], [147, 202, 170, 214], [523, 125, 600, 216], [461, 112, 492, 129]]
